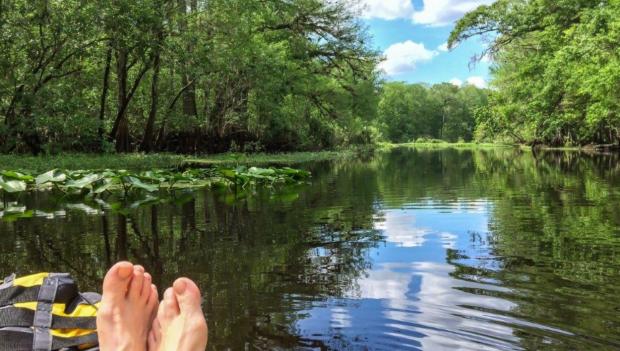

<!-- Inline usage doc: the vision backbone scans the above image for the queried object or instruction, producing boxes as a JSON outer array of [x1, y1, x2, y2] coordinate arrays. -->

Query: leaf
[[127, 176, 158, 192], [36, 169, 67, 185], [0, 178, 27, 193], [1, 171, 34, 182], [219, 169, 237, 179], [92, 178, 114, 194], [129, 195, 163, 209], [3, 205, 26, 214], [66, 173, 102, 189], [1, 210, 34, 222], [248, 167, 276, 176]]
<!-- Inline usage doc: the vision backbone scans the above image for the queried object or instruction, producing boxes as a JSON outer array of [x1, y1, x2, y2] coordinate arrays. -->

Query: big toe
[[173, 278, 203, 314], [102, 261, 134, 302]]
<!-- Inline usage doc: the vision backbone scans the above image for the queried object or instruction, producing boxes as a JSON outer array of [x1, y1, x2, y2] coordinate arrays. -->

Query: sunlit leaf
[[127, 176, 158, 192], [66, 173, 102, 189], [1, 171, 34, 182], [36, 169, 67, 185], [0, 178, 27, 193]]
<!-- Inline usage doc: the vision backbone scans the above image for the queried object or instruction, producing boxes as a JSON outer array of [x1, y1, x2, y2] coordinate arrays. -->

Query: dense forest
[[378, 82, 489, 143], [1, 0, 618, 155], [0, 0, 380, 154], [450, 0, 620, 146]]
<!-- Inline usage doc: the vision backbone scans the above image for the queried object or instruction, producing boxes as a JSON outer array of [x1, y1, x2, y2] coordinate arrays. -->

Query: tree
[[0, 0, 380, 154], [377, 82, 487, 143], [450, 0, 620, 146]]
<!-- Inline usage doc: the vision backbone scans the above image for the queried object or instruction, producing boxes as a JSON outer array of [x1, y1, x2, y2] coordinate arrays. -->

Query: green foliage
[[451, 0, 620, 146], [377, 82, 489, 143], [0, 151, 351, 172], [0, 167, 310, 199], [0, 0, 380, 154]]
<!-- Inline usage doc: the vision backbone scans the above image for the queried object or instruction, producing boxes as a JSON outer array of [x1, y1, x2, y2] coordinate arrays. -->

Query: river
[[1, 147, 619, 350]]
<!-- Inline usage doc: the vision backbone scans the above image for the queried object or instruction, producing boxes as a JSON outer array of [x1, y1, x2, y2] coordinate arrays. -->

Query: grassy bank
[[185, 150, 352, 167], [379, 142, 516, 150], [381, 142, 620, 154], [0, 151, 352, 172]]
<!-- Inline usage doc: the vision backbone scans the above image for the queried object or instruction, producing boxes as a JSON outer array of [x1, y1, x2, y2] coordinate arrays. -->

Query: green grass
[[0, 153, 187, 172], [0, 151, 351, 172]]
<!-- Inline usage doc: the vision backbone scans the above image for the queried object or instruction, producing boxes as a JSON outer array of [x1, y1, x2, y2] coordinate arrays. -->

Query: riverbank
[[381, 142, 620, 153], [0, 150, 353, 172], [379, 142, 515, 149]]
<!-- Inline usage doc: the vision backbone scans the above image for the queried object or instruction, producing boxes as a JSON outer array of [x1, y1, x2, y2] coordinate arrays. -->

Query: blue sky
[[358, 0, 495, 87]]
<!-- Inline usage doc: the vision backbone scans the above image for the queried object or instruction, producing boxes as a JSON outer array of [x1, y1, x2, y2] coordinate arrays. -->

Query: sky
[[358, 0, 496, 88]]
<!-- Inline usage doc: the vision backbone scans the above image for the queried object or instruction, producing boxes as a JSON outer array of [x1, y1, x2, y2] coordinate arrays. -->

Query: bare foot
[[148, 278, 208, 351], [97, 262, 159, 351]]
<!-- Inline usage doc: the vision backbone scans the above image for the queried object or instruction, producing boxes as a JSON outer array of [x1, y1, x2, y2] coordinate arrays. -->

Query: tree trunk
[[98, 46, 113, 149], [111, 48, 129, 152], [178, 0, 198, 119], [110, 48, 151, 152], [140, 40, 161, 153]]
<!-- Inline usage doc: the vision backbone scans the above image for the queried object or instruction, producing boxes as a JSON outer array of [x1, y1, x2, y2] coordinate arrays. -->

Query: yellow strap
[[50, 328, 97, 338], [14, 301, 100, 318], [12, 273, 50, 287]]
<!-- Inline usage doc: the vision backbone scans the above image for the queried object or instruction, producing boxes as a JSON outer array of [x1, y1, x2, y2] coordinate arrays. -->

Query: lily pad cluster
[[0, 166, 311, 197]]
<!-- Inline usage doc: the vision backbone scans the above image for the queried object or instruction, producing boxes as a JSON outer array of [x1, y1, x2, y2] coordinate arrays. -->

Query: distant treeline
[[0, 0, 379, 154], [377, 82, 489, 143], [450, 0, 620, 146]]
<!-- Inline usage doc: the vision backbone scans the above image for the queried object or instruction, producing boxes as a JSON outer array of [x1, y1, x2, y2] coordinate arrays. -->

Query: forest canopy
[[1, 0, 618, 155], [0, 0, 380, 154], [450, 0, 620, 146], [378, 82, 489, 143]]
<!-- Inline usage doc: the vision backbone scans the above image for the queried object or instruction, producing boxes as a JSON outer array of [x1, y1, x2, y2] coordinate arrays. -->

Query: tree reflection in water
[[1, 148, 620, 350]]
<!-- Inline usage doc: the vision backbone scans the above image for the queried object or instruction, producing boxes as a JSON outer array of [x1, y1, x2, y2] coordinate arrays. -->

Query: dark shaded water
[[1, 148, 620, 350]]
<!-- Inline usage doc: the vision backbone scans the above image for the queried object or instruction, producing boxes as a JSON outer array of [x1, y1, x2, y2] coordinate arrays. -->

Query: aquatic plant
[[0, 167, 311, 197]]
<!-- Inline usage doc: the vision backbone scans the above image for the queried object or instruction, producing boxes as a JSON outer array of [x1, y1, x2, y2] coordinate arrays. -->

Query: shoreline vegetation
[[3, 2, 617, 156], [0, 151, 354, 172], [382, 141, 619, 152], [1, 142, 616, 173]]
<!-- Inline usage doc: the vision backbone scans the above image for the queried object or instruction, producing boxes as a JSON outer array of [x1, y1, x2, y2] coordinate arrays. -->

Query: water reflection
[[1, 148, 620, 350]]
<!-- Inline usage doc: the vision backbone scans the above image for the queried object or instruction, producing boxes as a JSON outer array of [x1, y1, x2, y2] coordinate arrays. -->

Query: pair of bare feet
[[96, 262, 208, 351]]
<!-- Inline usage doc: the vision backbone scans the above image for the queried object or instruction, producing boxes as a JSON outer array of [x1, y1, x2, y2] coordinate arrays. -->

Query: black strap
[[32, 276, 59, 351], [51, 332, 99, 350]]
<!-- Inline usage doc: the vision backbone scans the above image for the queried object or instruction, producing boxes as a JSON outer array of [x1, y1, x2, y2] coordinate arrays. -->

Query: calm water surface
[[1, 148, 620, 350]]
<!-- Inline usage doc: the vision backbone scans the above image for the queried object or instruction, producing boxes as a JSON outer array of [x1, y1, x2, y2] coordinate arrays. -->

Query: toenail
[[174, 280, 187, 294], [117, 266, 133, 278]]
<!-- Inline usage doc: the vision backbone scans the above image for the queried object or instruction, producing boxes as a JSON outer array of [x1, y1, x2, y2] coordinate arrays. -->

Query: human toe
[[102, 261, 134, 302], [141, 272, 153, 301], [172, 278, 202, 314], [129, 266, 145, 301], [159, 288, 180, 322]]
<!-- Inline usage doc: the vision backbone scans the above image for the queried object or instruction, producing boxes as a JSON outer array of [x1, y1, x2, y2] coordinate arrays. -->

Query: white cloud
[[359, 0, 414, 20], [357, 0, 497, 26], [437, 42, 449, 52], [378, 40, 438, 76], [448, 77, 488, 88], [412, 0, 496, 26], [449, 78, 463, 87], [466, 76, 488, 88]]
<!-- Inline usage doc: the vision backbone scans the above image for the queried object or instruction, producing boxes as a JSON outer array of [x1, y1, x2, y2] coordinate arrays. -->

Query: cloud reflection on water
[[295, 204, 535, 350]]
